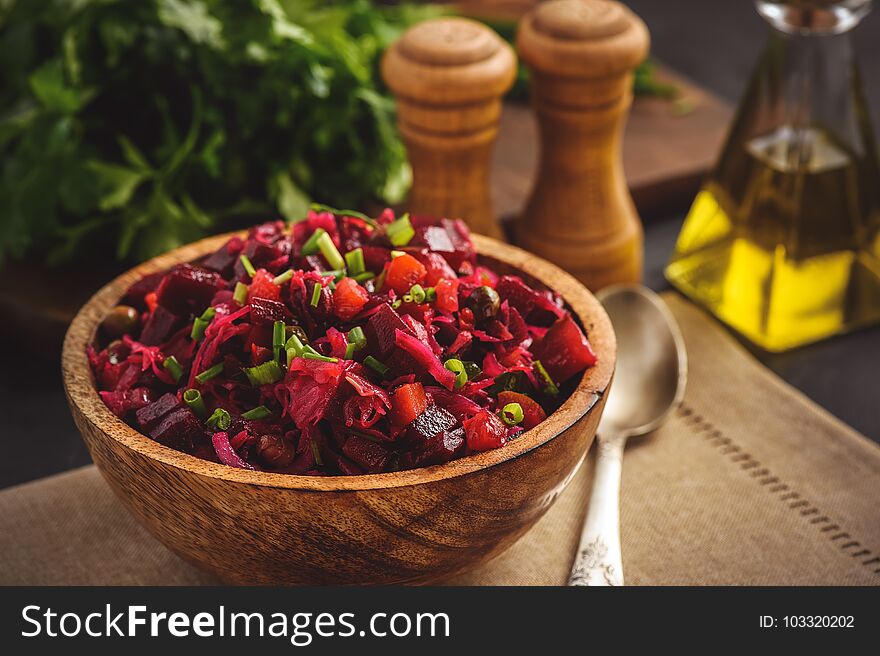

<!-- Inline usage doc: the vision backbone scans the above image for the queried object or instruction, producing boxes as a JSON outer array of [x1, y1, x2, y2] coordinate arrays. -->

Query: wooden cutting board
[[0, 64, 731, 355]]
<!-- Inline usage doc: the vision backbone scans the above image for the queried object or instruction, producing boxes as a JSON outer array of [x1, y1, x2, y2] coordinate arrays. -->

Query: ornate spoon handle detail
[[568, 434, 626, 586]]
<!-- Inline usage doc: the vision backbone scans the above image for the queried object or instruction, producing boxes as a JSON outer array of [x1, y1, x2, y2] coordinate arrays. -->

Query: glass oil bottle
[[666, 0, 880, 351]]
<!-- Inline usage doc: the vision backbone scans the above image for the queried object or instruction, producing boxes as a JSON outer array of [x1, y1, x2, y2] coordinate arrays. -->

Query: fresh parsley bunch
[[0, 0, 438, 265]]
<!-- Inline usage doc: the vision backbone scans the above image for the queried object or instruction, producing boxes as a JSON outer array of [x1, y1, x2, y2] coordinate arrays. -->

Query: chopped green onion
[[364, 355, 389, 377], [534, 360, 560, 396], [239, 254, 256, 278], [391, 299, 402, 310], [402, 293, 413, 304], [195, 362, 224, 384], [233, 281, 248, 305], [424, 287, 437, 302], [310, 439, 323, 466], [273, 269, 294, 285], [183, 389, 207, 420], [390, 250, 405, 259], [409, 284, 426, 304], [273, 321, 285, 363], [309, 203, 376, 226], [242, 405, 273, 420], [386, 213, 414, 247], [309, 282, 322, 307], [302, 351, 339, 363], [344, 326, 367, 359], [500, 402, 524, 426], [206, 407, 232, 431], [244, 360, 284, 386], [316, 231, 346, 271], [285, 332, 305, 357], [347, 326, 367, 350], [190, 306, 216, 341], [444, 358, 468, 389], [353, 271, 375, 284], [331, 269, 347, 282], [162, 355, 183, 383], [301, 228, 326, 256], [344, 248, 365, 275]]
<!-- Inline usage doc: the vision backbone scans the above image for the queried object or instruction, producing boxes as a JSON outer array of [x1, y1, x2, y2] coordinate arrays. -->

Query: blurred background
[[1, 0, 878, 489]]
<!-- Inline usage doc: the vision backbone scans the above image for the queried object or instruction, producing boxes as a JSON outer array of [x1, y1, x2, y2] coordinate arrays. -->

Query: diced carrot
[[497, 390, 547, 430], [463, 409, 507, 452], [383, 253, 426, 295], [388, 382, 428, 426], [435, 277, 459, 314], [333, 277, 369, 321], [249, 269, 281, 301]]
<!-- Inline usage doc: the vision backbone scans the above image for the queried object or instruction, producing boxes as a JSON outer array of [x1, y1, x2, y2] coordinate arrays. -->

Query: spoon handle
[[568, 434, 626, 586]]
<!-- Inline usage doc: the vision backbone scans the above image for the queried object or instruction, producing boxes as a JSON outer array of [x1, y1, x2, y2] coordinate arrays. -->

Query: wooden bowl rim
[[63, 232, 615, 491]]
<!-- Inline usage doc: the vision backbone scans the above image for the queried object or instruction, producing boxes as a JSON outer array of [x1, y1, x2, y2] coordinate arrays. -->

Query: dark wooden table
[[1, 0, 877, 491]]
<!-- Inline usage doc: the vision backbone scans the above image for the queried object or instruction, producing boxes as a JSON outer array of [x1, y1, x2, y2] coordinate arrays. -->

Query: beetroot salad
[[88, 208, 597, 475]]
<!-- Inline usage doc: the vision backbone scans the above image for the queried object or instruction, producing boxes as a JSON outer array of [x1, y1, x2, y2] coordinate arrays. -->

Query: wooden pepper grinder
[[382, 18, 516, 240], [516, 0, 649, 289]]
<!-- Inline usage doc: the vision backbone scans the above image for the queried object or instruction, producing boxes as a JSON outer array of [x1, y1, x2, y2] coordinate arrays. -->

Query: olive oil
[[667, 127, 880, 351], [666, 1, 880, 351]]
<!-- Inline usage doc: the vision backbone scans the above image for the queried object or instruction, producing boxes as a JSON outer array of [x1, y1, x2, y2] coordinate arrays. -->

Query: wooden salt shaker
[[382, 18, 516, 240], [516, 0, 649, 289]]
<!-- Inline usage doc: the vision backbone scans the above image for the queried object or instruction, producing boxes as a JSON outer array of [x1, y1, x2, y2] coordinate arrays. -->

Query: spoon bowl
[[598, 285, 687, 438]]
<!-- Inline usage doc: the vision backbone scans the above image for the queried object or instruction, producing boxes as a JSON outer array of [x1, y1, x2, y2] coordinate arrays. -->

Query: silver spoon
[[568, 285, 687, 586]]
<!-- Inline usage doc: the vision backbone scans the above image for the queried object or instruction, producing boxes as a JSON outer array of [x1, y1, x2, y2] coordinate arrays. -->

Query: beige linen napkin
[[1, 293, 878, 585]]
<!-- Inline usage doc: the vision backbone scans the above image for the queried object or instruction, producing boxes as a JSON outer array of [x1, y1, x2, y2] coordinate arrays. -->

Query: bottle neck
[[755, 0, 871, 35]]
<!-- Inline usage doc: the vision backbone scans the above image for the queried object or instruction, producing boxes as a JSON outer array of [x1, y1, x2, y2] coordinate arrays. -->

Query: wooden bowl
[[62, 233, 615, 585]]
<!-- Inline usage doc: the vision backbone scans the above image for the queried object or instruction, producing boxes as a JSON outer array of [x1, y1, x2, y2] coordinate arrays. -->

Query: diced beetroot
[[156, 264, 223, 315], [235, 240, 279, 278], [410, 217, 476, 271], [531, 314, 597, 384], [150, 407, 203, 448], [399, 427, 465, 470], [99, 387, 154, 418], [406, 404, 457, 442], [495, 275, 564, 326], [497, 391, 547, 430], [201, 237, 244, 274], [140, 305, 180, 346], [135, 392, 182, 432], [333, 277, 369, 321], [122, 272, 164, 311], [249, 297, 290, 324], [361, 245, 392, 273], [366, 304, 410, 359], [342, 435, 389, 473], [463, 409, 508, 452]]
